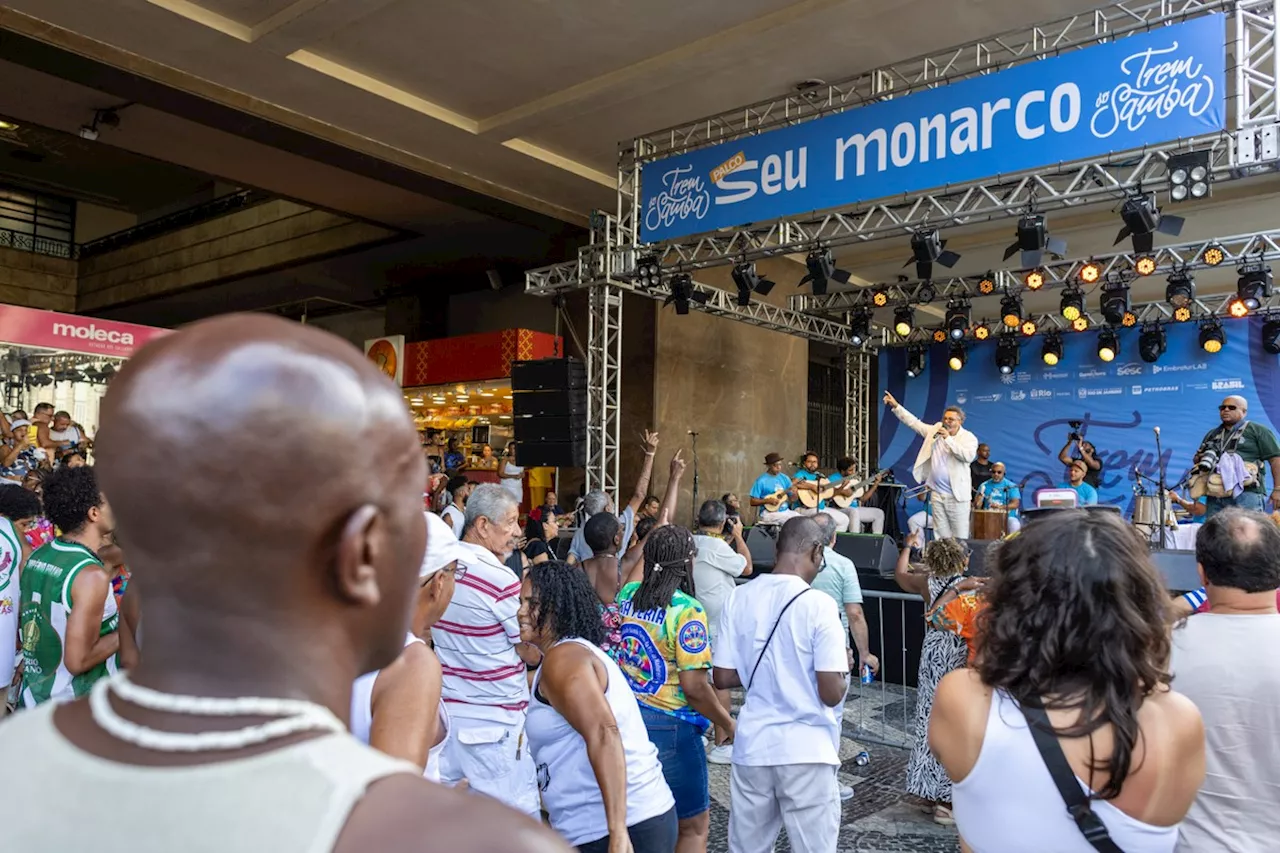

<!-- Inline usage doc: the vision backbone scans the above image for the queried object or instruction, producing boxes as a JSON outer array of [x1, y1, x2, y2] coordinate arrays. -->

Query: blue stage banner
[[642, 13, 1226, 242], [877, 319, 1280, 516]]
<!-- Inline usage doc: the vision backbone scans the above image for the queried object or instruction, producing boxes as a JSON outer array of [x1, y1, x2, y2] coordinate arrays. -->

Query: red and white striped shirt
[[434, 541, 528, 725]]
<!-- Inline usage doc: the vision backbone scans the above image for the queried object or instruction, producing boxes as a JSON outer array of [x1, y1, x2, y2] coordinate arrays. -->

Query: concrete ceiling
[[0, 0, 1106, 229]]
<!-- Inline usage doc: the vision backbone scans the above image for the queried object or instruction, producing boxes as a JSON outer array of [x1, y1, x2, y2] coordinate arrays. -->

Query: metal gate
[[846, 589, 923, 751], [806, 361, 845, 468]]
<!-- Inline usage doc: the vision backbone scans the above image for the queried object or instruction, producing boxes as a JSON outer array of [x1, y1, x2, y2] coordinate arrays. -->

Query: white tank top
[[350, 633, 450, 783], [952, 689, 1181, 853], [0, 702, 417, 853], [526, 637, 673, 847]]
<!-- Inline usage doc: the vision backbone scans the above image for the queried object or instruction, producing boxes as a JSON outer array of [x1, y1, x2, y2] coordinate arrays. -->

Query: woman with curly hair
[[893, 530, 971, 825], [614, 525, 733, 853], [929, 510, 1204, 852], [520, 561, 676, 853]]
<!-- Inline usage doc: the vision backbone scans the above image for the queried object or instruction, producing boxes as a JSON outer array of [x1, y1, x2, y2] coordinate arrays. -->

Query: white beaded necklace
[[89, 673, 346, 752]]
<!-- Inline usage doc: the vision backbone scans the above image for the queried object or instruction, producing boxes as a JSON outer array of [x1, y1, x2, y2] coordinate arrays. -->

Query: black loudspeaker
[[743, 526, 778, 572], [512, 358, 587, 467], [832, 534, 898, 576]]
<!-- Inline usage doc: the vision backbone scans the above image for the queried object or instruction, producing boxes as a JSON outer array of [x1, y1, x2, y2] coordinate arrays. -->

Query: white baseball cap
[[422, 511, 470, 579]]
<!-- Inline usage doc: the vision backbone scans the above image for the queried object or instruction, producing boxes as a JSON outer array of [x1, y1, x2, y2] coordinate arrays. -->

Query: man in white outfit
[[883, 392, 978, 540]]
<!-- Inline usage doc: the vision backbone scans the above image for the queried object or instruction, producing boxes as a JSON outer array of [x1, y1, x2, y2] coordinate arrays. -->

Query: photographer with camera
[[1189, 396, 1280, 520], [1057, 421, 1104, 490]]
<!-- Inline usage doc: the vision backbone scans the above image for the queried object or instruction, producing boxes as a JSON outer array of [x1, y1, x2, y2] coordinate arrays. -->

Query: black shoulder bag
[[746, 589, 811, 691], [1019, 697, 1126, 853]]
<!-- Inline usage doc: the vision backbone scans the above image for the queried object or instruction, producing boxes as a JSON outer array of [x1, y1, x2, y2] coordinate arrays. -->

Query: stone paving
[[705, 681, 962, 853]]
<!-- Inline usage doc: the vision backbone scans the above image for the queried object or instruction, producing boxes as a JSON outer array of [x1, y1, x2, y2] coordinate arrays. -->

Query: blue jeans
[[639, 703, 710, 820], [1205, 490, 1265, 520]]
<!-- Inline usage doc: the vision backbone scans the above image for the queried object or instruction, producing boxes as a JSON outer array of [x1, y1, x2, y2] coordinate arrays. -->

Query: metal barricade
[[845, 589, 920, 751]]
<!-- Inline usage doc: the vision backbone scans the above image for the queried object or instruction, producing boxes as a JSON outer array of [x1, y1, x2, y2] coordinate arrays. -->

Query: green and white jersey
[[19, 538, 117, 707]]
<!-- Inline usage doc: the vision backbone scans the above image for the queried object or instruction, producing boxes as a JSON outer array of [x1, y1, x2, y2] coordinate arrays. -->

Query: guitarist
[[830, 457, 886, 534], [793, 452, 851, 532], [749, 452, 801, 525]]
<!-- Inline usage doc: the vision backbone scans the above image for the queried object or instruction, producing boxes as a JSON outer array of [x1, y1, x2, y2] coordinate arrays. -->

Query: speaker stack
[[511, 358, 587, 468]]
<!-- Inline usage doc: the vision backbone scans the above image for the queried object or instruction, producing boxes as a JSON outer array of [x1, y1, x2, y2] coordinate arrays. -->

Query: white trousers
[[838, 506, 884, 535], [728, 763, 840, 853], [795, 507, 850, 533], [931, 492, 971, 540], [438, 715, 540, 818], [758, 509, 801, 526], [908, 512, 933, 537]]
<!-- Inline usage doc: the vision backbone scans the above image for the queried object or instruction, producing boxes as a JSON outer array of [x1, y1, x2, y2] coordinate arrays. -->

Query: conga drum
[[972, 509, 1008, 540]]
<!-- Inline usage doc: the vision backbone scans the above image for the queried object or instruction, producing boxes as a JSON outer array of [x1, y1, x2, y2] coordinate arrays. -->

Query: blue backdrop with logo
[[878, 319, 1280, 515], [642, 14, 1226, 242]]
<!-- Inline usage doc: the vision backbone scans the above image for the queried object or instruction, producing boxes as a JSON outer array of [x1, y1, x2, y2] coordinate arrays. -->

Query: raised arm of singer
[[882, 391, 979, 539]]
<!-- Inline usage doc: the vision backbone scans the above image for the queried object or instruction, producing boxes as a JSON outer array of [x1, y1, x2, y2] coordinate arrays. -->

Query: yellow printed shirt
[[613, 581, 713, 729]]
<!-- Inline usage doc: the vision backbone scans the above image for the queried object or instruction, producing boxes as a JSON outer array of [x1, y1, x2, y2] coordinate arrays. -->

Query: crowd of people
[[0, 315, 1277, 853]]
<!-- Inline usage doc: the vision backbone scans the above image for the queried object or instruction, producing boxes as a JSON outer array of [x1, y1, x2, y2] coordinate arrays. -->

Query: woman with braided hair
[[892, 531, 971, 826], [614, 525, 734, 853]]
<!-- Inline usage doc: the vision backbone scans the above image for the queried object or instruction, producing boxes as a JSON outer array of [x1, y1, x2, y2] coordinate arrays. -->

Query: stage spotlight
[[1134, 256, 1157, 276], [906, 345, 928, 378], [1060, 288, 1085, 321], [849, 310, 872, 347], [1041, 332, 1064, 366], [1072, 316, 1091, 332], [973, 324, 990, 341], [872, 289, 889, 307], [1138, 325, 1167, 363], [1165, 270, 1196, 308], [800, 248, 849, 296], [996, 335, 1021, 375], [1097, 328, 1119, 362], [1262, 317, 1280, 355], [906, 229, 961, 280], [665, 274, 708, 315], [893, 305, 914, 337], [1021, 319, 1038, 336], [1174, 305, 1193, 322], [1001, 294, 1023, 329], [1004, 213, 1067, 268], [1024, 269, 1045, 289], [1079, 262, 1101, 284], [1100, 282, 1133, 327], [1237, 264, 1273, 310], [1199, 319, 1225, 353], [932, 329, 947, 344], [1115, 193, 1184, 254], [1168, 150, 1211, 202], [1228, 298, 1250, 319], [948, 342, 967, 371], [635, 254, 662, 288], [732, 262, 776, 306], [1202, 244, 1225, 266], [916, 281, 937, 303], [977, 273, 996, 294], [945, 301, 970, 340]]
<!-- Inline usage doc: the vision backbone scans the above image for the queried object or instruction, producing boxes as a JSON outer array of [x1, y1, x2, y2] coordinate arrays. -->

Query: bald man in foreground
[[1193, 395, 1280, 520], [0, 316, 568, 853]]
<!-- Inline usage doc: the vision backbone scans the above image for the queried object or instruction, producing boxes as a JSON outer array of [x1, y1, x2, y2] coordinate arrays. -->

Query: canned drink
[[854, 751, 870, 767], [860, 664, 875, 684]]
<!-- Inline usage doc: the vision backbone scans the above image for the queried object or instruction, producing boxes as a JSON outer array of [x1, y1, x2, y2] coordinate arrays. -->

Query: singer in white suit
[[883, 391, 979, 539]]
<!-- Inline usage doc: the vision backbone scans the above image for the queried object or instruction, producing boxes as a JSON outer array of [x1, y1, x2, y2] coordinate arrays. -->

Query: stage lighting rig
[[1200, 319, 1225, 353], [916, 281, 937, 303], [906, 229, 960, 281], [893, 305, 915, 337], [1237, 263, 1273, 311], [872, 289, 889, 307], [995, 334, 1020, 375], [799, 248, 850, 296], [1263, 316, 1280, 355], [977, 273, 996, 294], [635, 254, 662, 288], [732, 262, 775, 306], [1041, 332, 1064, 366], [849, 310, 872, 347], [1202, 244, 1225, 266], [1100, 282, 1134, 327], [1097, 328, 1120, 363], [664, 274, 708, 315], [1165, 271, 1196, 308], [973, 324, 990, 341], [948, 342, 967, 371], [1024, 269, 1045, 289], [1167, 151, 1211, 202], [1060, 288, 1085, 321], [1138, 325, 1167, 363], [1079, 262, 1101, 284], [1114, 192, 1184, 254], [945, 300, 970, 340], [1004, 213, 1067, 269], [906, 345, 928, 378], [1000, 294, 1023, 329]]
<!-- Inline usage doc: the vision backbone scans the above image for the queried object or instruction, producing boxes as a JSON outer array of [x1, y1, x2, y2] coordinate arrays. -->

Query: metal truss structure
[[795, 227, 1280, 315], [616, 0, 1280, 272], [530, 0, 1280, 493], [845, 349, 873, 473]]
